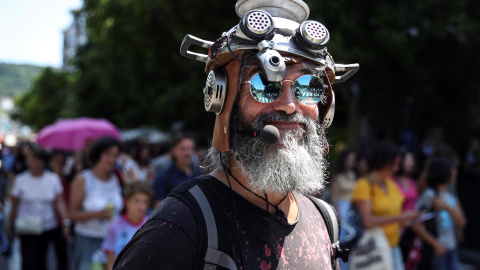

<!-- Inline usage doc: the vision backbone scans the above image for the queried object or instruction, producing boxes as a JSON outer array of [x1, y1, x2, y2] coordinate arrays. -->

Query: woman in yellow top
[[352, 141, 420, 270]]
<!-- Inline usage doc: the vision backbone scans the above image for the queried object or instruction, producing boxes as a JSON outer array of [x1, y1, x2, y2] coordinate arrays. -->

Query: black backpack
[[167, 176, 349, 270]]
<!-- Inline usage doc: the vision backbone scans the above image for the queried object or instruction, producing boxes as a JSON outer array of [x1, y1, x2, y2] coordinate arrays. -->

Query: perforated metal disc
[[203, 70, 226, 115], [245, 11, 272, 34], [302, 21, 328, 44], [203, 73, 214, 110]]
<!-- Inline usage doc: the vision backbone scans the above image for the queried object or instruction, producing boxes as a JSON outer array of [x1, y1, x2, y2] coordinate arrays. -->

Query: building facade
[[62, 9, 87, 72]]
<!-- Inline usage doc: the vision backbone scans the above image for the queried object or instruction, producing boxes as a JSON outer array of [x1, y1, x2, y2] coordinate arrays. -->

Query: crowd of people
[[329, 141, 468, 270], [0, 134, 204, 270], [0, 133, 474, 270]]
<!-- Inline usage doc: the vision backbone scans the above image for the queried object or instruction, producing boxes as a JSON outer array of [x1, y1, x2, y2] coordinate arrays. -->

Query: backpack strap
[[307, 195, 349, 268], [188, 185, 237, 270], [168, 178, 237, 270], [167, 180, 208, 269]]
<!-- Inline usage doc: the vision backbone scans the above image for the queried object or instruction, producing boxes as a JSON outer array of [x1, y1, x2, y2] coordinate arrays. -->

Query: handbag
[[14, 216, 43, 235], [340, 179, 375, 250], [340, 204, 364, 250], [349, 228, 393, 270]]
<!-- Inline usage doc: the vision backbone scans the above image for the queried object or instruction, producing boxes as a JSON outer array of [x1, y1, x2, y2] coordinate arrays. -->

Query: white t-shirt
[[11, 170, 63, 232], [74, 169, 123, 238]]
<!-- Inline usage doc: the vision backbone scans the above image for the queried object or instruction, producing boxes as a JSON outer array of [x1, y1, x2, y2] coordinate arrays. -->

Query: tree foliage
[[14, 0, 480, 148], [313, 0, 480, 150], [12, 68, 72, 130], [71, 0, 242, 138]]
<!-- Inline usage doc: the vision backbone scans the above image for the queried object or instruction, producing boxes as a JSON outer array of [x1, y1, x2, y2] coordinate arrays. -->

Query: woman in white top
[[124, 144, 152, 183], [7, 147, 70, 270], [70, 137, 123, 270]]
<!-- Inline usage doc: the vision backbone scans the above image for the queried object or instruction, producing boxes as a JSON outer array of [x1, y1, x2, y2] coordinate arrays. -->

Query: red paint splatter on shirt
[[261, 260, 272, 270], [265, 245, 271, 257]]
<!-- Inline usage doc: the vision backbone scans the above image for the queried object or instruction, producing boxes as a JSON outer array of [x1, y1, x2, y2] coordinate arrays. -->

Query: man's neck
[[210, 160, 298, 223]]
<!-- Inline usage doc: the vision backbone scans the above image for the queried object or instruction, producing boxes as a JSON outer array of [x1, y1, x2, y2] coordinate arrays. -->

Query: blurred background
[[0, 0, 479, 269]]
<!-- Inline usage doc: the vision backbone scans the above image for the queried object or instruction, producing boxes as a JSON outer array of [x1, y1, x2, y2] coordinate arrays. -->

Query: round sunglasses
[[242, 73, 325, 105]]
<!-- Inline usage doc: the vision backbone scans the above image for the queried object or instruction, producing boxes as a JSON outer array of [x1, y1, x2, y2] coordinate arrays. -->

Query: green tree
[[310, 0, 480, 150], [72, 0, 242, 138], [12, 68, 72, 130], [68, 0, 479, 149]]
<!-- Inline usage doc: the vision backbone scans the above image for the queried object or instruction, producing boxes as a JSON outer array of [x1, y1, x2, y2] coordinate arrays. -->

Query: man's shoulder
[[166, 174, 215, 194], [148, 196, 197, 226], [149, 175, 216, 223], [114, 176, 222, 269]]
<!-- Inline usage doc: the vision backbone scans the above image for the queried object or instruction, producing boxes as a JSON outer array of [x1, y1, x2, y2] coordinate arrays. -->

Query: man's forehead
[[283, 55, 305, 64]]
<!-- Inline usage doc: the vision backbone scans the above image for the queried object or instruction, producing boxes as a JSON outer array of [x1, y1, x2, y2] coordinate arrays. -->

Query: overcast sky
[[0, 0, 83, 67]]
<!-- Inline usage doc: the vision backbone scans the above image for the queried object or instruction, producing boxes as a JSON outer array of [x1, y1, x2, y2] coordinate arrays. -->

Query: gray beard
[[231, 112, 328, 196]]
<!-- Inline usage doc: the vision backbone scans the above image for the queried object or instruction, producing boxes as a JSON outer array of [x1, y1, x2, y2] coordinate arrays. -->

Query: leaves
[[13, 0, 480, 148], [12, 68, 72, 130]]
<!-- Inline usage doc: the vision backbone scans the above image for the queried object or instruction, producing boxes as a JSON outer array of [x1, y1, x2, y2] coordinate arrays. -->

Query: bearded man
[[114, 0, 358, 269]]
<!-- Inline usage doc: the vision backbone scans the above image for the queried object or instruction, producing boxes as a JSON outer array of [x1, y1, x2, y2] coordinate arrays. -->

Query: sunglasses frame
[[242, 73, 325, 105]]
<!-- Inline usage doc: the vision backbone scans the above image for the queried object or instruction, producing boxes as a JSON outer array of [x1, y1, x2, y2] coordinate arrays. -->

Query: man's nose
[[272, 82, 298, 114]]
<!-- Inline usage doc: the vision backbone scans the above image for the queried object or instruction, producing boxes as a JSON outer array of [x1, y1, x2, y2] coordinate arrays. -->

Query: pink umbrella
[[37, 117, 121, 150]]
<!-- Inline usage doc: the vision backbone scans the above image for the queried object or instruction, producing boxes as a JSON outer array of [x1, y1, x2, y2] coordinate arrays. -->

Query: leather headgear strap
[[211, 59, 240, 152]]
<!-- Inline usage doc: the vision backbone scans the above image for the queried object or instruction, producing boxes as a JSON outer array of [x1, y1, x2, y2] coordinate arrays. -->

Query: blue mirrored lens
[[250, 74, 281, 103], [293, 75, 324, 105]]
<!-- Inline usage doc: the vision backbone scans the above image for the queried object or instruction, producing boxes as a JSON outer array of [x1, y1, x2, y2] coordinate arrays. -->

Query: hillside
[[0, 63, 45, 97]]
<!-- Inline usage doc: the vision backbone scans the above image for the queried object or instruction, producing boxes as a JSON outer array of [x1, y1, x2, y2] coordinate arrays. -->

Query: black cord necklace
[[226, 168, 290, 221], [219, 153, 245, 269]]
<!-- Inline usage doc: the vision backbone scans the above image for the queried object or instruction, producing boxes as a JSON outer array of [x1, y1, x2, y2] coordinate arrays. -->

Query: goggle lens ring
[[245, 11, 273, 35], [303, 21, 328, 43]]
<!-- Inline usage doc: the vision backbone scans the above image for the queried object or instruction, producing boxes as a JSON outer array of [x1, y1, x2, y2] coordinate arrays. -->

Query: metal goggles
[[242, 73, 324, 105]]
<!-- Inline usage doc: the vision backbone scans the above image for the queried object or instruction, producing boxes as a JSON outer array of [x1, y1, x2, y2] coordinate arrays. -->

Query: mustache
[[240, 112, 311, 130]]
